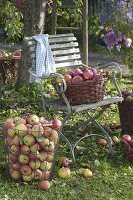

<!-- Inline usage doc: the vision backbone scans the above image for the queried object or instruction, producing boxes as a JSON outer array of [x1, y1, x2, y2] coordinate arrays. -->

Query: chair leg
[[85, 111, 114, 155]]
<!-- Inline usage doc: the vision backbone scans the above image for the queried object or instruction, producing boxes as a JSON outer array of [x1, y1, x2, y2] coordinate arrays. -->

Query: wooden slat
[[54, 54, 81, 62], [52, 48, 80, 56], [48, 37, 77, 44], [55, 60, 82, 68], [29, 42, 79, 52], [56, 27, 80, 30]]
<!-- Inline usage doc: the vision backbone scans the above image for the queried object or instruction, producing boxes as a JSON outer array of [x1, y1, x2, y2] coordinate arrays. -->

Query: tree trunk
[[16, 0, 48, 88]]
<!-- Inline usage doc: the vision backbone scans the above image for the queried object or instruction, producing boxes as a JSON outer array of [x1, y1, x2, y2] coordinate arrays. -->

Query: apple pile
[[121, 88, 133, 102], [120, 134, 133, 162], [64, 67, 100, 84], [4, 114, 61, 182]]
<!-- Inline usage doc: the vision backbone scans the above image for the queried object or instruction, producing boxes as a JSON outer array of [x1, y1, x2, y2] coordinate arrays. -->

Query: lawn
[[0, 77, 133, 200]]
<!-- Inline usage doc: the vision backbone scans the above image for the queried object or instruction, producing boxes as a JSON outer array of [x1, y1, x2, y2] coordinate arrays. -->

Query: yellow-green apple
[[43, 127, 52, 138], [39, 151, 47, 162], [32, 169, 42, 180], [5, 122, 15, 133], [5, 118, 14, 124], [23, 134, 35, 146], [57, 167, 71, 178], [112, 136, 120, 144], [39, 117, 45, 123], [82, 169, 93, 178], [26, 114, 40, 125], [41, 171, 51, 180], [47, 153, 54, 162], [49, 130, 59, 144], [40, 161, 52, 171], [22, 174, 33, 182], [52, 119, 62, 130], [18, 154, 29, 164], [20, 164, 32, 175], [39, 180, 51, 190], [7, 127, 16, 138], [121, 134, 131, 143], [12, 135, 21, 146], [20, 145, 30, 155], [30, 143, 40, 153], [60, 157, 69, 167], [32, 124, 44, 137], [10, 145, 20, 155], [29, 160, 41, 169], [15, 117, 26, 125], [10, 170, 21, 180], [39, 138, 50, 149], [45, 141, 55, 152], [15, 124, 27, 137], [13, 116, 21, 124]]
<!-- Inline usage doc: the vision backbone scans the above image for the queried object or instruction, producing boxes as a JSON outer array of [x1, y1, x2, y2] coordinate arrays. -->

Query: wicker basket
[[53, 71, 108, 105], [118, 101, 133, 134]]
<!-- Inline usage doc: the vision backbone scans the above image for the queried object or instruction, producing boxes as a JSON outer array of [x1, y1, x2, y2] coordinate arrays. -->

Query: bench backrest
[[24, 33, 82, 72]]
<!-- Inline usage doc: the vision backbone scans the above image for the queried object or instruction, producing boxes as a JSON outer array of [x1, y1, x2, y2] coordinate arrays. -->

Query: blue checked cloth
[[29, 34, 56, 83]]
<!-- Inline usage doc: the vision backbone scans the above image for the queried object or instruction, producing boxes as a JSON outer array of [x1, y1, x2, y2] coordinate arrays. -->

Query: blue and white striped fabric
[[29, 34, 56, 83]]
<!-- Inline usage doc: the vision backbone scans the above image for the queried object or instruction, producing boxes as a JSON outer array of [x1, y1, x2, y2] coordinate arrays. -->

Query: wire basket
[[3, 116, 60, 182], [118, 101, 133, 134], [52, 71, 108, 105]]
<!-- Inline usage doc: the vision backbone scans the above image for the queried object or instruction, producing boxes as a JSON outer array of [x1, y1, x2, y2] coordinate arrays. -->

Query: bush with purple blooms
[[91, 0, 133, 68]]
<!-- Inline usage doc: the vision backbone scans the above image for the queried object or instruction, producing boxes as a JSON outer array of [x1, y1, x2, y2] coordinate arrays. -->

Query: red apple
[[72, 75, 83, 84], [64, 74, 72, 84], [121, 134, 131, 143], [66, 70, 74, 77], [73, 68, 83, 76], [83, 68, 93, 80], [129, 139, 133, 148], [43, 127, 52, 138], [29, 152, 39, 161], [98, 138, 107, 146], [9, 153, 18, 163], [52, 119, 62, 130], [39, 180, 51, 190], [20, 164, 32, 175], [11, 162, 21, 170], [15, 118, 26, 125], [20, 145, 30, 155], [60, 157, 69, 167], [41, 171, 51, 180], [7, 137, 14, 147]]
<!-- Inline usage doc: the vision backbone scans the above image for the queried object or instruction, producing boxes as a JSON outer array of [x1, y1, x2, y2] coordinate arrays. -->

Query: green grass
[[0, 78, 133, 200]]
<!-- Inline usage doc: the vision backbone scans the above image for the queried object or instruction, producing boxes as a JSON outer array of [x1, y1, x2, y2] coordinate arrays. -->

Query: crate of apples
[[4, 114, 61, 183]]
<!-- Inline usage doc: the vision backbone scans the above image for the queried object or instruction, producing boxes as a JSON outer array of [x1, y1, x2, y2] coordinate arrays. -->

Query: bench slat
[[54, 54, 81, 62], [55, 60, 82, 68]]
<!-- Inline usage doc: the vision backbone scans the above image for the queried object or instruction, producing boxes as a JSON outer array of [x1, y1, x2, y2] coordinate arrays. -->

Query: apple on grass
[[20, 164, 32, 175], [39, 180, 51, 190], [82, 169, 93, 179], [98, 138, 107, 147], [60, 157, 69, 167], [57, 167, 71, 179]]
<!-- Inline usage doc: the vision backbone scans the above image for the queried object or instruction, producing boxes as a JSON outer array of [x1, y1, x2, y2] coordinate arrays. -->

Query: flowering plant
[[93, 0, 133, 68]]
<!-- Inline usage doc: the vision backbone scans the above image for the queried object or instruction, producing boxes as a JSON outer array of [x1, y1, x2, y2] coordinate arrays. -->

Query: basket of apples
[[118, 88, 133, 133], [120, 134, 133, 162], [52, 67, 108, 105], [3, 114, 61, 182]]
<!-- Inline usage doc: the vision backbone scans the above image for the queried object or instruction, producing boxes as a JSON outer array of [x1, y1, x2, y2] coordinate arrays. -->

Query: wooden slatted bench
[[24, 33, 123, 161]]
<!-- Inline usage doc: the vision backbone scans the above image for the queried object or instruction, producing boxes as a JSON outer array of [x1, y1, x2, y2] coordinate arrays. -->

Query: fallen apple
[[57, 167, 71, 178], [60, 156, 69, 167], [82, 168, 93, 178], [98, 138, 107, 147], [121, 134, 131, 143], [39, 180, 51, 190]]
